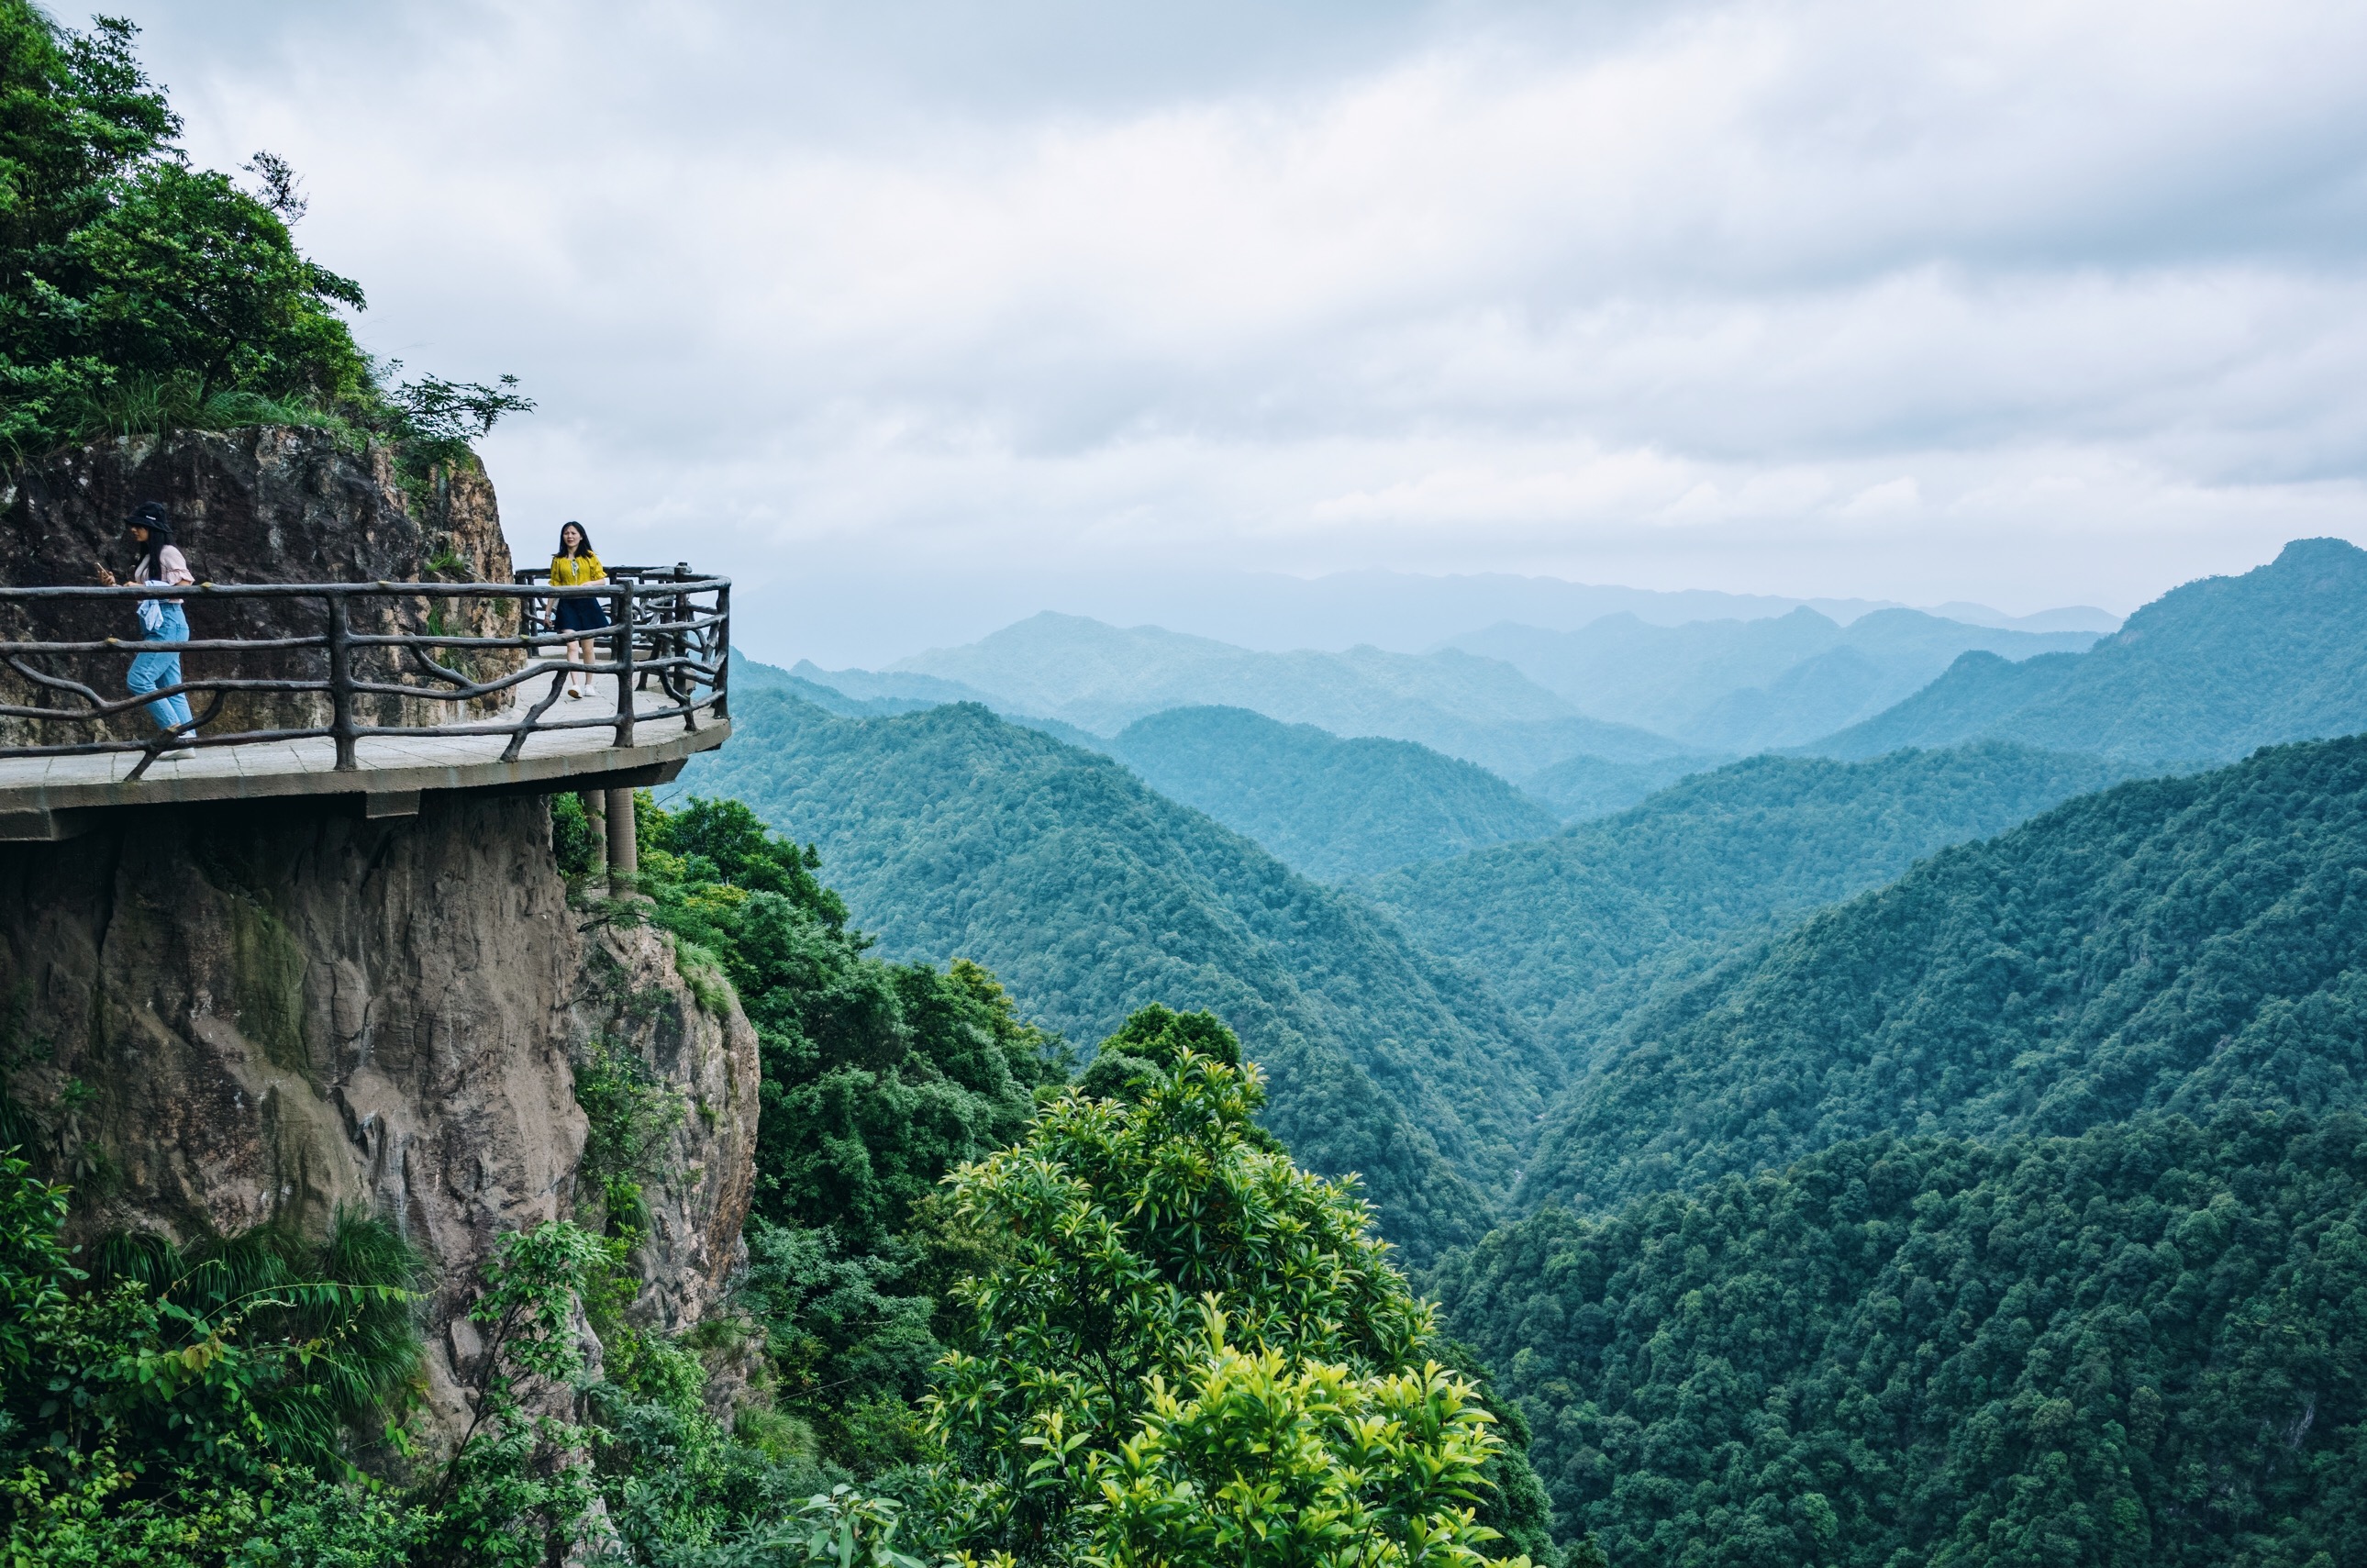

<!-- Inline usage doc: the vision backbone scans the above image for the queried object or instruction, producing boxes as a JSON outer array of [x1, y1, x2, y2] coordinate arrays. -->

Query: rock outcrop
[[0, 792, 760, 1447], [0, 428, 757, 1454], [0, 427, 521, 746]]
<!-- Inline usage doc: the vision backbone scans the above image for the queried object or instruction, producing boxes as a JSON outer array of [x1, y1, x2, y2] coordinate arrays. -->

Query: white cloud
[[112, 0, 2367, 656]]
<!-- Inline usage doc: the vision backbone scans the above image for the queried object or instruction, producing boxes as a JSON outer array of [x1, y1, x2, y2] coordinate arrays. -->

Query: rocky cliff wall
[[0, 427, 521, 745], [0, 792, 760, 1448]]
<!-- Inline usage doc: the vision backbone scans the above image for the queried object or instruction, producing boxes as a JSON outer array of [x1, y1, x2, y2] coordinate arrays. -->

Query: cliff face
[[0, 427, 521, 745], [0, 792, 760, 1445]]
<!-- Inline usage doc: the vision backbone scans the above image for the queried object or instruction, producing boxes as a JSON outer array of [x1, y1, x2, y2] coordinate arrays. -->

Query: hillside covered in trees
[[1361, 743, 2131, 1061], [1516, 733, 2367, 1211], [678, 688, 1564, 1260], [1429, 1112, 2367, 1567], [1417, 728, 2367, 1563], [1105, 704, 1560, 878]]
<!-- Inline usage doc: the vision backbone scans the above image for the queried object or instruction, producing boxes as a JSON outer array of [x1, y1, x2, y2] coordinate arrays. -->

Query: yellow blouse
[[550, 551, 606, 587]]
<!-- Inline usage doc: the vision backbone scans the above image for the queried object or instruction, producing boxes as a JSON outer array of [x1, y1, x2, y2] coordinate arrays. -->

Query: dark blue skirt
[[554, 594, 611, 632]]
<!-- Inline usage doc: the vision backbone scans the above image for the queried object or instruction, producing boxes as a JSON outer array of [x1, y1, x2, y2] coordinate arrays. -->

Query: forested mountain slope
[[1361, 744, 2128, 1060], [1517, 751, 1726, 821], [1815, 537, 2367, 765], [1450, 606, 2097, 750], [872, 611, 1692, 778], [1104, 706, 1559, 879], [1431, 1112, 2367, 1568], [677, 690, 1565, 1261], [729, 653, 938, 717], [1520, 733, 2367, 1212]]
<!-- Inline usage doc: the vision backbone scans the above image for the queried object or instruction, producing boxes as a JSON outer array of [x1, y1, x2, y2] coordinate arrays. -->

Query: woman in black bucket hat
[[95, 500, 198, 754]]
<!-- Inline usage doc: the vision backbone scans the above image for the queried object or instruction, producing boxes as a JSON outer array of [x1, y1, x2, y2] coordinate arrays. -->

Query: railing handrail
[[510, 562, 706, 582], [0, 572, 731, 782], [0, 575, 729, 601]]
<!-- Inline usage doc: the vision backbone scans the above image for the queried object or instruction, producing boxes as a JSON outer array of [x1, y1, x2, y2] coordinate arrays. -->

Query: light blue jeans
[[127, 602, 194, 731]]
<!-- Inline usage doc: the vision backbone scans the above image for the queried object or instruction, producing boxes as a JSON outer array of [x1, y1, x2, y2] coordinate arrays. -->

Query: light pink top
[[146, 544, 193, 604]]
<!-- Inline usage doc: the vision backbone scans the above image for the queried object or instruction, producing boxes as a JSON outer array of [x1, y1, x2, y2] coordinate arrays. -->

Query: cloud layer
[[127, 0, 2367, 659]]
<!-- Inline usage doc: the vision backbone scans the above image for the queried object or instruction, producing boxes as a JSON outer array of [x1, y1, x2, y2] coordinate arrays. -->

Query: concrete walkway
[[0, 674, 727, 840]]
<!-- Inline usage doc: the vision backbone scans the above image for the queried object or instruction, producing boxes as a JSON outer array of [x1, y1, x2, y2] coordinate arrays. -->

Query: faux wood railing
[[0, 566, 728, 782]]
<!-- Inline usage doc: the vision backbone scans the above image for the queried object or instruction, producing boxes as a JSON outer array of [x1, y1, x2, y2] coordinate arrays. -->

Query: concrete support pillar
[[579, 788, 607, 871], [606, 787, 638, 895]]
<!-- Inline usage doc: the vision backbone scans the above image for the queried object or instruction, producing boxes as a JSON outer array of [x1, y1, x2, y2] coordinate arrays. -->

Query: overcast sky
[[122, 0, 2367, 662]]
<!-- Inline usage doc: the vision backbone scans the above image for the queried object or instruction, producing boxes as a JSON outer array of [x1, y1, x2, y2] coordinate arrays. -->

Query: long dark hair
[[127, 501, 173, 579], [556, 521, 594, 559]]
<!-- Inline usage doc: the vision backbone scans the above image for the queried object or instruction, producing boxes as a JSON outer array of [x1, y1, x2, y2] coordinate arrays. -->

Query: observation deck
[[0, 567, 729, 841]]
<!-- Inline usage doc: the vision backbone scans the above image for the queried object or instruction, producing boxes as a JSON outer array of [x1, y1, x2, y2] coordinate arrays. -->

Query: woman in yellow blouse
[[550, 521, 610, 699]]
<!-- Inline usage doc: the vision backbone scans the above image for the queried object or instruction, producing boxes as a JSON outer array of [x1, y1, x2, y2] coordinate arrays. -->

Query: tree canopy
[[927, 1045, 1558, 1567], [1429, 1111, 2367, 1568], [0, 2, 526, 462]]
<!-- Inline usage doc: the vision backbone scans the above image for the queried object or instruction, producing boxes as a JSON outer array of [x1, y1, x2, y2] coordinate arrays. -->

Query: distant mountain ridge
[[866, 611, 1695, 778], [800, 598, 2123, 785], [1812, 538, 2367, 765], [1445, 606, 2100, 751], [1104, 706, 1561, 880]]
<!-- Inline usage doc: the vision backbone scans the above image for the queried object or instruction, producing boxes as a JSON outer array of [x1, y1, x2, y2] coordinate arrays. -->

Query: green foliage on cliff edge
[[0, 3, 528, 464], [568, 792, 1574, 1564], [607, 791, 1071, 1474], [0, 1158, 438, 1564]]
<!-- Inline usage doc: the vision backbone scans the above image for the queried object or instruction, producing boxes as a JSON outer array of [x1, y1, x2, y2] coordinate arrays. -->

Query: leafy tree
[[927, 1043, 1547, 1565], [1087, 1310, 1520, 1568], [1073, 1001, 1247, 1104]]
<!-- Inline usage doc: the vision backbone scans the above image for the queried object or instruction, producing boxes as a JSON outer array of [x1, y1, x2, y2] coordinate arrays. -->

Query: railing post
[[713, 581, 730, 720], [327, 593, 359, 770], [612, 579, 635, 749]]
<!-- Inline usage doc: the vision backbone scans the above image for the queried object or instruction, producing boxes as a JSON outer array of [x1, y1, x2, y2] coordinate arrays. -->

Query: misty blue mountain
[[1518, 751, 1728, 820], [1445, 606, 2101, 750], [861, 610, 1689, 779], [1812, 537, 2367, 766]]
